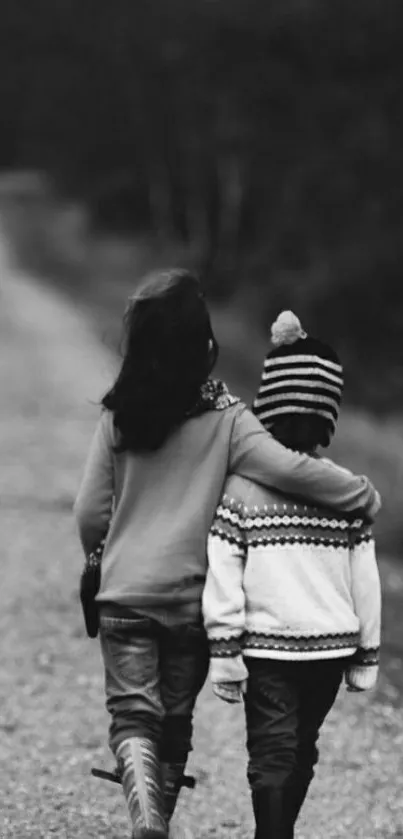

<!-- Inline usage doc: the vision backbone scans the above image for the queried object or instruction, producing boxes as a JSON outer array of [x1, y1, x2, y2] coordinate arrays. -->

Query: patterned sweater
[[203, 471, 382, 691]]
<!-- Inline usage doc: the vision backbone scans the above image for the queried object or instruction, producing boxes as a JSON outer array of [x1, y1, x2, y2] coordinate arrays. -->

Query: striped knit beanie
[[252, 311, 344, 432]]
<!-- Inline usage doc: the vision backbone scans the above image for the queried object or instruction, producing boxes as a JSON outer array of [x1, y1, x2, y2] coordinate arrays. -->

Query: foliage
[[1, 0, 403, 408]]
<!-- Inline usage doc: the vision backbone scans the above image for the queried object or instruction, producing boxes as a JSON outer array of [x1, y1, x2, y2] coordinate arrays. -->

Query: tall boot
[[252, 786, 293, 839], [116, 737, 168, 839], [161, 762, 187, 824]]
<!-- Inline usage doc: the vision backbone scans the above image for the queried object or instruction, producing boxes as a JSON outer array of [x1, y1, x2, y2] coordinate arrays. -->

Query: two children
[[203, 310, 382, 839], [74, 274, 380, 839]]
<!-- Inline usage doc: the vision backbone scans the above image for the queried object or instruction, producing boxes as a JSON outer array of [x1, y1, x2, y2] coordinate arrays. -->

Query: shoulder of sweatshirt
[[95, 409, 123, 457], [97, 400, 248, 458], [99, 409, 115, 443], [186, 398, 249, 438], [207, 398, 248, 421]]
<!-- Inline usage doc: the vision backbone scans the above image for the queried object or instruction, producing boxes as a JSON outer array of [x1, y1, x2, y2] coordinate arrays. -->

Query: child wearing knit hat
[[203, 311, 382, 839]]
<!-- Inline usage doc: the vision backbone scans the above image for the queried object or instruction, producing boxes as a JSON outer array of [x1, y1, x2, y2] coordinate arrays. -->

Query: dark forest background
[[1, 0, 403, 411]]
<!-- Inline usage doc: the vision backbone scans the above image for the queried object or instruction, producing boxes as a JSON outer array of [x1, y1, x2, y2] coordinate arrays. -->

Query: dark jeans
[[244, 657, 349, 796], [99, 608, 209, 761]]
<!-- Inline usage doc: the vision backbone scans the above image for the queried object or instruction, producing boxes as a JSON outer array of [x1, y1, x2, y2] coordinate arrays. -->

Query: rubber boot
[[252, 786, 292, 839], [116, 737, 168, 839]]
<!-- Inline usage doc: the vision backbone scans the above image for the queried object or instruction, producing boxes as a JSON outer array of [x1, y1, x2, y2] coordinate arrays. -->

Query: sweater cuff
[[351, 646, 380, 667], [345, 664, 379, 691], [209, 635, 243, 658], [210, 654, 249, 685]]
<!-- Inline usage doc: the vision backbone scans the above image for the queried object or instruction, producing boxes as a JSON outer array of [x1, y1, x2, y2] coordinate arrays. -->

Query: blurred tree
[[1, 0, 403, 409]]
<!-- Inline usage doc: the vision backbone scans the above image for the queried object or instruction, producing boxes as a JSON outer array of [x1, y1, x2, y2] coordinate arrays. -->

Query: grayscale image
[[0, 3, 401, 838]]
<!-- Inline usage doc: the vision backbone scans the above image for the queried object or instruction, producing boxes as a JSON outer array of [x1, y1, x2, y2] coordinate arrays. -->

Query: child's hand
[[213, 680, 247, 704], [345, 663, 378, 692]]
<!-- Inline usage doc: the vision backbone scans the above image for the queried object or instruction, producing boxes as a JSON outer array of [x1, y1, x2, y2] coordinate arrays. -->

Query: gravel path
[[1, 224, 402, 839]]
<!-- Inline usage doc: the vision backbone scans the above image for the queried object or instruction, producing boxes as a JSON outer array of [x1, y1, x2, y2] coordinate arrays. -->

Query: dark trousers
[[99, 608, 209, 761], [244, 657, 348, 817]]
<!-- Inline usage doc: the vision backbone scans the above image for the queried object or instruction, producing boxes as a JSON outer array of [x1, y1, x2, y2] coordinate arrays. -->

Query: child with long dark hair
[[203, 311, 382, 839], [74, 277, 380, 839]]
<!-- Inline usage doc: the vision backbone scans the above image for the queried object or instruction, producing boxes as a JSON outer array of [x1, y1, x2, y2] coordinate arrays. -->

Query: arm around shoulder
[[228, 406, 381, 520]]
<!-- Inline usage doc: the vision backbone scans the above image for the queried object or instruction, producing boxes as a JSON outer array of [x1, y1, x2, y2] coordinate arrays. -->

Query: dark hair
[[102, 268, 219, 453], [268, 414, 334, 453]]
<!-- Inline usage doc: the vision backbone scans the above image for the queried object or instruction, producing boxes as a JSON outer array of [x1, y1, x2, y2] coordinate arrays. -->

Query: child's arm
[[345, 522, 381, 691], [74, 414, 114, 557], [202, 500, 249, 689], [229, 406, 380, 520]]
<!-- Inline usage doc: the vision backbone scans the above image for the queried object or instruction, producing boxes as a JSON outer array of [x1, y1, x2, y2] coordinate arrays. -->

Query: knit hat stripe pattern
[[256, 379, 343, 398], [264, 354, 343, 375], [256, 404, 338, 425], [252, 311, 344, 432], [262, 366, 343, 386], [254, 392, 341, 413]]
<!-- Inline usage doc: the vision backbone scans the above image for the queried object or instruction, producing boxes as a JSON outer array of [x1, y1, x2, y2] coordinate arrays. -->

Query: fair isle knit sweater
[[203, 472, 382, 691]]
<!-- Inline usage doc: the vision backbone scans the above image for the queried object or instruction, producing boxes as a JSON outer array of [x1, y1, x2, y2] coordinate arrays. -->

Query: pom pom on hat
[[271, 311, 307, 347]]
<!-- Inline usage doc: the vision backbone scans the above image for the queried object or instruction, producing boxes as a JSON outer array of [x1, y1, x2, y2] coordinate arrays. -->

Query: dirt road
[[1, 226, 402, 838]]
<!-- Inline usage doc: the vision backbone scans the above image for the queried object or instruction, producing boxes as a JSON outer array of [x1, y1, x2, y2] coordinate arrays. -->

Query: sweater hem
[[244, 647, 357, 662], [209, 630, 360, 658], [243, 630, 360, 655]]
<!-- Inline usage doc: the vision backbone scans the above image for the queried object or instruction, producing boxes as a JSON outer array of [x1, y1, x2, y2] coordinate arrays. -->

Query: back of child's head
[[252, 311, 344, 453], [102, 268, 219, 453]]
